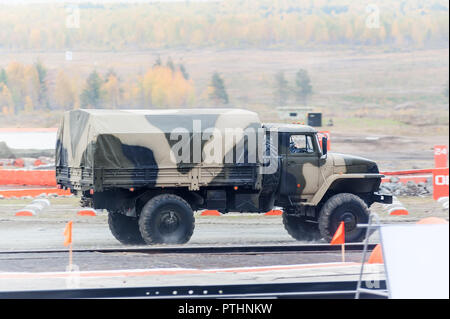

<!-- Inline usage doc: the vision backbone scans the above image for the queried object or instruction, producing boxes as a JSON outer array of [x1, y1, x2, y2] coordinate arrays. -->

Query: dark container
[[307, 113, 322, 127]]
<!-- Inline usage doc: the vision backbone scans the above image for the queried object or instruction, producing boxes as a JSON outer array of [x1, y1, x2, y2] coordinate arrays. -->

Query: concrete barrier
[[15, 198, 51, 217]]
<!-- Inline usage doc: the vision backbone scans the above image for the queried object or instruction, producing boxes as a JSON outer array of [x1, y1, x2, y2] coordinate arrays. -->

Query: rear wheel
[[108, 210, 145, 245], [138, 194, 195, 245], [282, 213, 322, 242], [318, 193, 369, 243]]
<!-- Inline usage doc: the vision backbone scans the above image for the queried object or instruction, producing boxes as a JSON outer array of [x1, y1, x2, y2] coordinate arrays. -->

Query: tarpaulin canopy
[[56, 108, 263, 170]]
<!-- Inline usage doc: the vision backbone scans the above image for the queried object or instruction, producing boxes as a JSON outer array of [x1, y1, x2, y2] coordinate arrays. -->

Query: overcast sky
[[0, 0, 219, 4]]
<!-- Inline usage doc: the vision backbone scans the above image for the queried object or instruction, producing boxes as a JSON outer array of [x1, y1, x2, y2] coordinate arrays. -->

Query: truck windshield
[[289, 135, 314, 154]]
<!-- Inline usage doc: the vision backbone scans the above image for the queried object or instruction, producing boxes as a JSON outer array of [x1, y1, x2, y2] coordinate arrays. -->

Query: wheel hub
[[340, 212, 357, 231], [159, 211, 180, 234]]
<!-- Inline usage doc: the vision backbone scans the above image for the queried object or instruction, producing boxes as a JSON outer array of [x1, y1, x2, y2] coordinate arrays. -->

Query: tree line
[[0, 59, 233, 114], [0, 58, 320, 114], [0, 0, 448, 51]]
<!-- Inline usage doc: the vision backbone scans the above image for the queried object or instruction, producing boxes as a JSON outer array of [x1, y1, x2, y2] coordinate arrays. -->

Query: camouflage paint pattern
[[56, 109, 263, 191]]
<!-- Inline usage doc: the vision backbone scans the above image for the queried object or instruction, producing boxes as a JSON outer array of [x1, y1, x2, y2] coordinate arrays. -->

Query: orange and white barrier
[[0, 188, 71, 198], [433, 168, 449, 200], [265, 209, 283, 216], [434, 145, 448, 169], [416, 217, 448, 225], [77, 208, 98, 216], [383, 196, 409, 216], [15, 198, 50, 217], [381, 168, 433, 184], [0, 169, 56, 186], [200, 210, 221, 216], [437, 197, 449, 210]]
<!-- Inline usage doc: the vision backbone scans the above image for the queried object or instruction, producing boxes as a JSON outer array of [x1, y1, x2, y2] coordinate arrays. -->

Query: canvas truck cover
[[56, 108, 263, 171]]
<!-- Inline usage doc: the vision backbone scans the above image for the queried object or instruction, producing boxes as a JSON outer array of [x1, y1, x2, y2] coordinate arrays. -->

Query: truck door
[[280, 133, 320, 197]]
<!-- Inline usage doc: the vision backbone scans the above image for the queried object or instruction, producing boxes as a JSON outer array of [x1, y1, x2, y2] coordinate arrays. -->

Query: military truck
[[56, 109, 392, 245]]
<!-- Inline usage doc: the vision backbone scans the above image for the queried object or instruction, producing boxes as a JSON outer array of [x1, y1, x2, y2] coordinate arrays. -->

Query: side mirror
[[321, 137, 328, 158]]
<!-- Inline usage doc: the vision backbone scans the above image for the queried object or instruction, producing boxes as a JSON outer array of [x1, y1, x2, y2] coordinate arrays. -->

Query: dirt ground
[[0, 196, 447, 252], [331, 133, 448, 171]]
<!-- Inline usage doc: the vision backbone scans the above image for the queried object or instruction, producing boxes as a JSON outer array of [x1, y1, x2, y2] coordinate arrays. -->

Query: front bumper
[[372, 193, 393, 204]]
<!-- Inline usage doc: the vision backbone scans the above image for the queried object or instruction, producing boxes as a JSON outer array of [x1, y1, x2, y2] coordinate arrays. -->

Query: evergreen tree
[[209, 72, 229, 105], [166, 57, 175, 72], [153, 56, 162, 68], [80, 70, 103, 108], [179, 63, 189, 80], [274, 71, 289, 106], [34, 60, 48, 109], [295, 69, 312, 105]]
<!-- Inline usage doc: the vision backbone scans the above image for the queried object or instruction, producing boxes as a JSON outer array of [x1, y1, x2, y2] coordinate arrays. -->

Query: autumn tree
[[5, 62, 39, 112], [141, 65, 195, 107], [0, 84, 14, 115], [24, 96, 33, 112], [54, 71, 76, 110], [208, 72, 229, 105], [103, 74, 121, 109]]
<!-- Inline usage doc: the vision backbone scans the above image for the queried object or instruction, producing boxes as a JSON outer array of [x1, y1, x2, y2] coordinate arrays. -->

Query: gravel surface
[[0, 196, 447, 251], [0, 250, 365, 273]]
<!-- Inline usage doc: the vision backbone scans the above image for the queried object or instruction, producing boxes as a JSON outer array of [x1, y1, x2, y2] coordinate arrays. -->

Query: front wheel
[[138, 194, 195, 245], [318, 193, 369, 243]]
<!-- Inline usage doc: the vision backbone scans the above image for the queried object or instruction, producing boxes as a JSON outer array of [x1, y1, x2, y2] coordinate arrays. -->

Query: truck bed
[[56, 164, 259, 192]]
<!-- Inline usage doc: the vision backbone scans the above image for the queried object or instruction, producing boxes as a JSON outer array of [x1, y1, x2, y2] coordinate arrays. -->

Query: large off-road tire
[[318, 193, 370, 243], [282, 213, 322, 242], [138, 194, 195, 245], [108, 210, 146, 245]]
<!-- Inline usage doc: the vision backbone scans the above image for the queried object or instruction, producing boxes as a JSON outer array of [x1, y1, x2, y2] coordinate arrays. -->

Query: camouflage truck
[[56, 109, 392, 245]]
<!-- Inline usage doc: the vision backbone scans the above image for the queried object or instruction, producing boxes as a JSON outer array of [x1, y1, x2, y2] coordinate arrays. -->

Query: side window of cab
[[289, 134, 315, 154]]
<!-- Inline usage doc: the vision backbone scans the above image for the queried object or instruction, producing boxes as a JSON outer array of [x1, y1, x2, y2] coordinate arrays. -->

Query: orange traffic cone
[[330, 221, 346, 262], [265, 209, 283, 216], [330, 221, 345, 245], [368, 244, 384, 264], [201, 210, 221, 216]]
